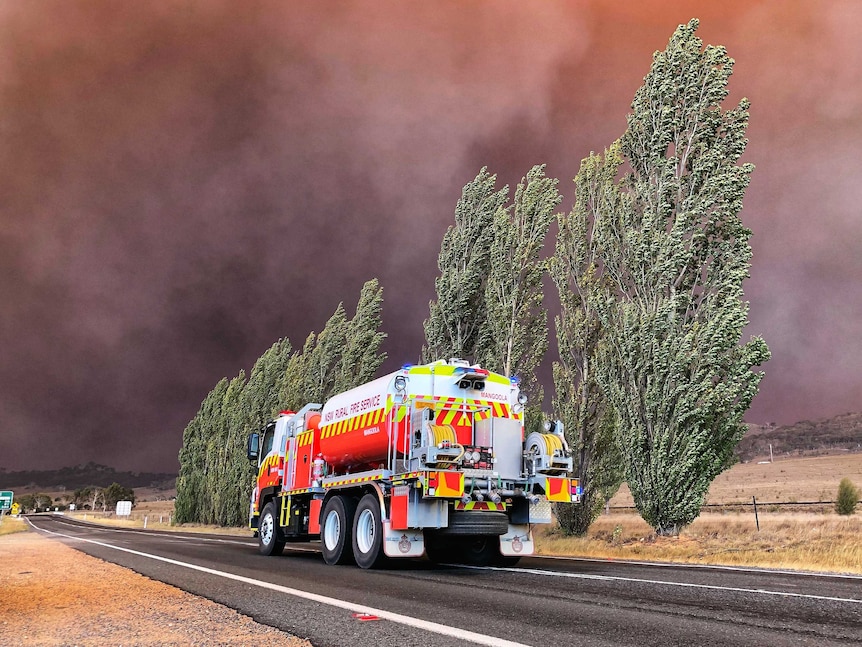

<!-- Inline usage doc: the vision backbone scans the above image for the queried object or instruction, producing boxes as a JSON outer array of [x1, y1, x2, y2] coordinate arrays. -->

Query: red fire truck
[[247, 359, 580, 568]]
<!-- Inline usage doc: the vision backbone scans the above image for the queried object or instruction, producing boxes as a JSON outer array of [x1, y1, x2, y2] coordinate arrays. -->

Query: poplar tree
[[481, 165, 560, 433], [175, 377, 228, 524], [587, 20, 770, 535], [423, 168, 508, 363], [550, 153, 624, 535], [481, 165, 559, 381], [335, 279, 387, 392], [302, 303, 349, 403]]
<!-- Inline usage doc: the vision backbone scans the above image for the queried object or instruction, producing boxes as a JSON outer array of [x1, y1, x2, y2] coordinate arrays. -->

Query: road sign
[[0, 491, 12, 511]]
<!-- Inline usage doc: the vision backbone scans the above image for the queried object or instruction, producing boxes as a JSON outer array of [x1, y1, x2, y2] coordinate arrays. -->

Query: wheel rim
[[260, 512, 273, 546], [356, 508, 375, 554], [323, 509, 340, 551]]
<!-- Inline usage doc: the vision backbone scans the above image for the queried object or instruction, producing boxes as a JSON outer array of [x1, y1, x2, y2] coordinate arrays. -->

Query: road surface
[[27, 515, 862, 647]]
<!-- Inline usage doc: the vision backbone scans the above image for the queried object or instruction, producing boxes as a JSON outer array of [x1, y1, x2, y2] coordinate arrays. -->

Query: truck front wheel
[[321, 495, 356, 565], [258, 501, 285, 556], [352, 493, 388, 569]]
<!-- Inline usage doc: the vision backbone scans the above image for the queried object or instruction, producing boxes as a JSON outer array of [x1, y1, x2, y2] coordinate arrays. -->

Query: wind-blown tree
[[334, 278, 387, 393], [244, 338, 293, 430], [550, 154, 624, 535], [292, 278, 387, 405], [423, 168, 509, 363], [177, 279, 387, 526], [302, 304, 349, 404], [587, 20, 770, 535], [480, 165, 560, 433], [175, 377, 228, 524]]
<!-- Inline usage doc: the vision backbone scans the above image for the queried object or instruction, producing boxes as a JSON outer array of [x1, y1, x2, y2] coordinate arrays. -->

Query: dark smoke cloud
[[1, 1, 860, 472]]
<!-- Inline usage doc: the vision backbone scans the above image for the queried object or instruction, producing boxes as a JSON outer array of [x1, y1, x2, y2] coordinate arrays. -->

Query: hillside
[[0, 462, 175, 491], [737, 412, 862, 462]]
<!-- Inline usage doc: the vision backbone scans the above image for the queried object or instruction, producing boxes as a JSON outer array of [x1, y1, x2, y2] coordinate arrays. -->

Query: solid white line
[[533, 554, 862, 580], [458, 564, 862, 604], [28, 520, 531, 647]]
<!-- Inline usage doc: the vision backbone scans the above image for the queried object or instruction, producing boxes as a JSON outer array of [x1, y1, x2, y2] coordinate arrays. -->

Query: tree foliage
[[424, 166, 558, 432], [481, 166, 560, 433], [835, 478, 859, 515], [175, 280, 386, 526], [584, 20, 770, 535], [550, 155, 624, 535], [423, 168, 508, 363], [103, 482, 135, 507]]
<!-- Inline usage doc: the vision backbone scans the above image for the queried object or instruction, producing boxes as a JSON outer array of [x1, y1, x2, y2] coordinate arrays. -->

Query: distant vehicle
[[247, 359, 581, 568]]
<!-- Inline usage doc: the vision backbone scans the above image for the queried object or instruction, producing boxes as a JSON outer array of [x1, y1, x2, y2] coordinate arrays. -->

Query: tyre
[[321, 495, 357, 565], [424, 536, 454, 564], [352, 493, 388, 569], [425, 534, 520, 567], [258, 501, 285, 556], [457, 535, 498, 566]]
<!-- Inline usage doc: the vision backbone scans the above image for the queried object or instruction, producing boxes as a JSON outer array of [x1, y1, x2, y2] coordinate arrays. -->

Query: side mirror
[[247, 433, 260, 462]]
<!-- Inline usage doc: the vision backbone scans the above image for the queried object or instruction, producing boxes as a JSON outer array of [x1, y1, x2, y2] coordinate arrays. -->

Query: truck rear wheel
[[352, 493, 388, 569], [424, 535, 519, 567], [258, 501, 285, 556], [458, 536, 520, 567], [321, 495, 356, 565]]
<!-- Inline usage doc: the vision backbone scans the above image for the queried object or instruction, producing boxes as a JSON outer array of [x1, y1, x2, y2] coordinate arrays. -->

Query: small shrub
[[835, 478, 860, 515]]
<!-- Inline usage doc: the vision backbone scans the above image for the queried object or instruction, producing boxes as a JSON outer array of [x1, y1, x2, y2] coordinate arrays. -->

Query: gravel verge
[[0, 529, 311, 646]]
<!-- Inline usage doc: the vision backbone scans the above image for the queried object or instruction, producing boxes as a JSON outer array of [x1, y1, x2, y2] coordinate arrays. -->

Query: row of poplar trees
[[175, 20, 769, 536], [174, 280, 386, 525], [421, 19, 768, 536]]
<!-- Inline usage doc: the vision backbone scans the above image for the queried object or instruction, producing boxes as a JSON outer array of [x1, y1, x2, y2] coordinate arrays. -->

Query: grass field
[[609, 453, 862, 507]]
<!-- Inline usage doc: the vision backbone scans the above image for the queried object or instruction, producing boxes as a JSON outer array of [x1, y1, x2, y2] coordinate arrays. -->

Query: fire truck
[[246, 359, 580, 568]]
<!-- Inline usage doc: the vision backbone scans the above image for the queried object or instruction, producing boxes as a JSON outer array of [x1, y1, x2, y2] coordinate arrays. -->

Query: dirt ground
[[0, 527, 311, 647]]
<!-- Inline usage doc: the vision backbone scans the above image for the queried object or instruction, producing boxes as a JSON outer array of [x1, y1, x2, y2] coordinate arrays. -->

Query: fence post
[[752, 495, 760, 531]]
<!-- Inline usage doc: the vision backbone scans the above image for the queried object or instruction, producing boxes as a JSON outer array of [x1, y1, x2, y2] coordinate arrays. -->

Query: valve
[[312, 453, 325, 486]]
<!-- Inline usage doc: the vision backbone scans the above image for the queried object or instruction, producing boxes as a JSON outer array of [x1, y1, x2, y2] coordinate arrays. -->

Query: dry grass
[[0, 516, 26, 536], [535, 511, 862, 574], [66, 499, 252, 535], [610, 454, 862, 507]]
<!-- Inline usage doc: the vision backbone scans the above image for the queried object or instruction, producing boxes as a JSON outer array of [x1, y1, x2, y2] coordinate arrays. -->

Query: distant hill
[[737, 412, 862, 462], [0, 462, 175, 490]]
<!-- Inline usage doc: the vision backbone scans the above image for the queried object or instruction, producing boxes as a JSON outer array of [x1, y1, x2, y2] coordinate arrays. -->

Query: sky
[[2, 1, 861, 474]]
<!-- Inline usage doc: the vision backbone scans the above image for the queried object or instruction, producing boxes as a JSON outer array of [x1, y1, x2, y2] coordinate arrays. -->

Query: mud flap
[[499, 524, 534, 557], [383, 520, 425, 558]]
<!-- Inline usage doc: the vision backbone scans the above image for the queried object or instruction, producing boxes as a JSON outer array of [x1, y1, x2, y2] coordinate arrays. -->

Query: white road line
[[459, 564, 862, 604], [29, 520, 531, 647], [534, 554, 862, 580]]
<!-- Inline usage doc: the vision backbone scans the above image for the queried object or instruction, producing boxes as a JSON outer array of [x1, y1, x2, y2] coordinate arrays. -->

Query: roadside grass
[[534, 511, 862, 575], [0, 517, 27, 536], [65, 495, 248, 536]]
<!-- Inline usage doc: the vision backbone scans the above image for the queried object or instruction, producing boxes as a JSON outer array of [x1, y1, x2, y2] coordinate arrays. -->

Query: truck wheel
[[424, 537, 453, 564], [321, 495, 356, 565], [456, 536, 519, 567], [352, 493, 388, 569], [258, 501, 285, 556]]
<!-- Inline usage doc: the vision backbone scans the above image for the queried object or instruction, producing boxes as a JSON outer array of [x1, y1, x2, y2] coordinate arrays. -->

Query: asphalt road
[[27, 515, 862, 647]]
